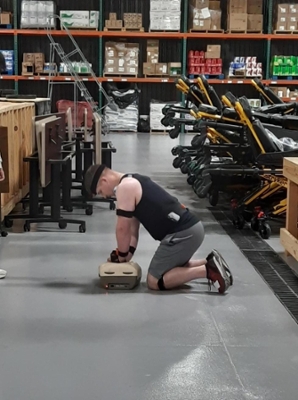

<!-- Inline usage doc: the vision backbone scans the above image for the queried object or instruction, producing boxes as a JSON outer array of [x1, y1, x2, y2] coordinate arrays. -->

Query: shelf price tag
[[40, 77, 46, 80], [121, 78, 127, 82], [65, 78, 71, 81], [107, 79, 113, 82], [227, 80, 232, 84], [237, 80, 243, 84], [28, 77, 34, 80], [161, 79, 168, 82]]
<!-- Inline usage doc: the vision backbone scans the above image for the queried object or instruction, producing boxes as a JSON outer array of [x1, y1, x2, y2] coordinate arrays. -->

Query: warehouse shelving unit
[[1, 0, 298, 116]]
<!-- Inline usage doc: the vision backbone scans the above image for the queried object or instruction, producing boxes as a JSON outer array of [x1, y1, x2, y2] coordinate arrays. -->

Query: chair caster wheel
[[24, 223, 31, 232], [259, 222, 271, 240], [79, 224, 86, 233], [1, 231, 8, 237], [59, 221, 67, 230], [4, 219, 13, 228], [110, 202, 116, 211], [85, 206, 93, 216]]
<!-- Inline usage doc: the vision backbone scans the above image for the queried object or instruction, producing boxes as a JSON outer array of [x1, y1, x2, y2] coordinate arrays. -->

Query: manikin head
[[84, 164, 123, 198]]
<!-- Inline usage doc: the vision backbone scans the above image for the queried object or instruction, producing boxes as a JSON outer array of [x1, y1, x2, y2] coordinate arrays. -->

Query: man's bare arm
[[115, 179, 139, 260]]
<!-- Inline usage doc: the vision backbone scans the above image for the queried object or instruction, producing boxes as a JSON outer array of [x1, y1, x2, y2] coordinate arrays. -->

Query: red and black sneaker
[[206, 249, 233, 294]]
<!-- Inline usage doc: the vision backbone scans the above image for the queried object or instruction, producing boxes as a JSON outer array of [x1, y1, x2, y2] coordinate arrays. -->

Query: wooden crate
[[0, 102, 35, 218], [280, 157, 298, 260]]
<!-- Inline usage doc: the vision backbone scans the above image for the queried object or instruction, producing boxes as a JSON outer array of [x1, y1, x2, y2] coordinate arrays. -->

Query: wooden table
[[280, 157, 298, 260]]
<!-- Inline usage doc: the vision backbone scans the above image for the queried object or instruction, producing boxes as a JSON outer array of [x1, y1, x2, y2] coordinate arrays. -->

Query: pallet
[[57, 72, 92, 76], [149, 29, 180, 33], [144, 74, 169, 78], [188, 74, 225, 80], [271, 76, 298, 81], [63, 27, 98, 30], [189, 29, 224, 33], [103, 73, 138, 78], [104, 27, 144, 32], [274, 30, 298, 35], [226, 30, 262, 34], [0, 24, 12, 29], [228, 75, 263, 79]]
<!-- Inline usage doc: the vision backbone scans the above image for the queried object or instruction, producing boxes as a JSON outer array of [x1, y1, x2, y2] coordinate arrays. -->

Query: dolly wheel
[[79, 224, 86, 233], [1, 231, 8, 237], [110, 202, 116, 211], [259, 222, 271, 240], [250, 217, 259, 231], [24, 223, 31, 232], [59, 221, 67, 230], [85, 206, 93, 216]]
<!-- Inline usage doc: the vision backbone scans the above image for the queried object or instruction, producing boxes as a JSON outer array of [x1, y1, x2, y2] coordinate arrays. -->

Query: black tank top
[[120, 173, 200, 241]]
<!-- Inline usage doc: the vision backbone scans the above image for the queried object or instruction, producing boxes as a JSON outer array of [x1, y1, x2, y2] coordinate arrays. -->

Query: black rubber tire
[[110, 202, 116, 211], [85, 206, 93, 216], [59, 221, 67, 230], [1, 231, 8, 237], [259, 222, 271, 240], [209, 191, 219, 207], [4, 219, 13, 228], [79, 224, 86, 233], [250, 217, 259, 231], [24, 223, 31, 232]]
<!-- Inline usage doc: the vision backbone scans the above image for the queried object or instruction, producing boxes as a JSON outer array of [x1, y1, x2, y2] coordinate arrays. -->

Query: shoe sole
[[210, 250, 232, 294], [211, 249, 233, 286]]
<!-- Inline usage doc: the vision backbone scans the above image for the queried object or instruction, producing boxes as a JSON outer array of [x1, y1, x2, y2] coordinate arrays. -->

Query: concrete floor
[[1, 133, 298, 400]]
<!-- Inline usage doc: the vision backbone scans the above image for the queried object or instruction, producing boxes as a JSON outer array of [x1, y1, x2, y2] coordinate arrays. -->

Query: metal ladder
[[45, 15, 116, 130]]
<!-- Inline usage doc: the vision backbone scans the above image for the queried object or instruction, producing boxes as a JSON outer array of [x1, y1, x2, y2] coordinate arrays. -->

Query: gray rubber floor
[[1, 133, 298, 400]]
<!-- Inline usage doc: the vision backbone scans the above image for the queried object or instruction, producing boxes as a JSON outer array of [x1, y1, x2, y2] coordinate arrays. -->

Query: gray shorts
[[148, 221, 205, 279]]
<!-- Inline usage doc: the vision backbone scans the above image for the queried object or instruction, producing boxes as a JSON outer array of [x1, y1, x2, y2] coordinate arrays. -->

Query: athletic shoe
[[206, 250, 233, 294]]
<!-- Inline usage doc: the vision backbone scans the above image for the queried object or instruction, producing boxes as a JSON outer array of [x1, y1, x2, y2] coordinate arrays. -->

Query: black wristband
[[129, 246, 136, 255], [117, 250, 129, 258]]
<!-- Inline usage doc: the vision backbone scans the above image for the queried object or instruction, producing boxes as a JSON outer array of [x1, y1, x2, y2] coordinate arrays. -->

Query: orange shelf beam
[[0, 75, 17, 80], [186, 33, 269, 40]]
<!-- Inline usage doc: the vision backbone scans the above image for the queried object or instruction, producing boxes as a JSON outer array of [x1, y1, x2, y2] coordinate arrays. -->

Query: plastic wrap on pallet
[[0, 50, 14, 74], [104, 86, 139, 132], [150, 101, 180, 131], [150, 0, 181, 31], [20, 0, 56, 28]]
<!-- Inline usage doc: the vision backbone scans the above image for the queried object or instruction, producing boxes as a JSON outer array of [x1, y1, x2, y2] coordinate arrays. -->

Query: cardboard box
[[247, 14, 263, 31], [23, 53, 35, 63], [109, 13, 117, 20], [104, 41, 139, 75], [210, 10, 221, 30], [228, 13, 248, 31], [168, 62, 181, 76], [247, 0, 263, 14], [22, 62, 34, 76], [190, 0, 209, 9], [155, 63, 168, 74], [147, 40, 159, 63], [0, 12, 12, 25], [143, 63, 156, 75], [205, 45, 221, 59], [209, 1, 221, 10], [190, 7, 211, 30], [228, 0, 247, 14]]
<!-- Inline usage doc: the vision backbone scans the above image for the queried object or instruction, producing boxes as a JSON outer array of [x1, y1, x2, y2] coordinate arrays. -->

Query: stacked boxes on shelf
[[22, 53, 45, 75], [274, 4, 298, 32], [0, 50, 14, 75], [104, 42, 139, 76], [105, 13, 123, 30], [123, 13, 143, 30], [20, 0, 55, 28], [227, 0, 263, 32], [272, 55, 298, 77], [189, 0, 222, 31], [60, 10, 99, 29], [150, 0, 181, 31], [143, 40, 181, 77], [188, 46, 222, 77], [228, 56, 263, 78]]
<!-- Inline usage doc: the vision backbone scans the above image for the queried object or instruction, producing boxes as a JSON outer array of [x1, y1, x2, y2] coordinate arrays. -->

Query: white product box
[[60, 11, 90, 20], [61, 18, 90, 28]]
